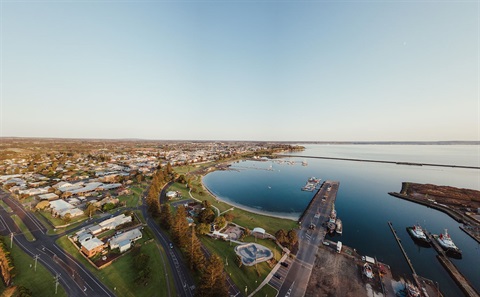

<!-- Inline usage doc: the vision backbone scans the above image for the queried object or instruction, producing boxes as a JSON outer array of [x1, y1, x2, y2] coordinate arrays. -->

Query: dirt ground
[[305, 246, 368, 297]]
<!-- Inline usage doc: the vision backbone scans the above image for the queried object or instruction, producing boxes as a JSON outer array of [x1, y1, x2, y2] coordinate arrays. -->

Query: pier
[[425, 230, 480, 297], [388, 222, 443, 297], [388, 221, 416, 275]]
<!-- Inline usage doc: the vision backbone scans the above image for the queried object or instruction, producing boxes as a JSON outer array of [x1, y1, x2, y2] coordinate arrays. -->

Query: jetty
[[388, 222, 443, 297], [425, 230, 480, 297]]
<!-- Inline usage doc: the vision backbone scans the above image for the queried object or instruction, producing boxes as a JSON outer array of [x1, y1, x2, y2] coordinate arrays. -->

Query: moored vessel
[[335, 218, 342, 234], [433, 229, 462, 257], [406, 224, 429, 245]]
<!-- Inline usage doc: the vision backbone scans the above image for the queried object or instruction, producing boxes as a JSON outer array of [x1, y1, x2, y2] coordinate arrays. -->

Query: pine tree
[[172, 206, 189, 246], [186, 227, 206, 272], [196, 255, 228, 297], [160, 203, 172, 230]]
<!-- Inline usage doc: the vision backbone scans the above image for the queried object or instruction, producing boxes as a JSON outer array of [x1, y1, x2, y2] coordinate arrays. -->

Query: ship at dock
[[327, 204, 337, 234], [406, 224, 430, 246], [433, 229, 462, 258], [335, 218, 343, 234], [301, 177, 321, 191]]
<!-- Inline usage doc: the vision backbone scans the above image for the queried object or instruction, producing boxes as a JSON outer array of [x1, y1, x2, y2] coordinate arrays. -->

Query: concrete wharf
[[425, 230, 480, 297], [277, 181, 339, 297]]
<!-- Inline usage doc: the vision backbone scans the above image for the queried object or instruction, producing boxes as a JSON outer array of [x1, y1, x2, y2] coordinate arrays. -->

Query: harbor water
[[203, 145, 480, 297]]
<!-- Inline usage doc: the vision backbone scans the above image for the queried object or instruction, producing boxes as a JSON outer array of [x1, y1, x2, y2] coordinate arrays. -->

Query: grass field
[[118, 184, 146, 208], [171, 164, 298, 235], [0, 200, 12, 212], [56, 229, 175, 297], [253, 284, 278, 297], [0, 236, 67, 297], [200, 236, 277, 297], [11, 214, 35, 242]]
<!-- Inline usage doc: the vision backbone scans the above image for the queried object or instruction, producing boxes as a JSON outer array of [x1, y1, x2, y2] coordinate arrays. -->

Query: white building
[[109, 228, 142, 249]]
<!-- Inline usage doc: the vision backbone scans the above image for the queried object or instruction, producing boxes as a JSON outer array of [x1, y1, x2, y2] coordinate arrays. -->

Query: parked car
[[274, 273, 282, 279], [169, 243, 174, 249], [280, 262, 289, 268]]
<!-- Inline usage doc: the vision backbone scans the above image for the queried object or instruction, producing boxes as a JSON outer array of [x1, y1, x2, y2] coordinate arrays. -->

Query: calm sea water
[[203, 145, 480, 297]]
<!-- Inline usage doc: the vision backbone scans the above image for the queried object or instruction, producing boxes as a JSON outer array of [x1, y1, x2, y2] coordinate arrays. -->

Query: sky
[[1, 1, 479, 141]]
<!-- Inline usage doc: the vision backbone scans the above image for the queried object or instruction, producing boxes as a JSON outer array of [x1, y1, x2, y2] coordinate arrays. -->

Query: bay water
[[203, 145, 480, 296]]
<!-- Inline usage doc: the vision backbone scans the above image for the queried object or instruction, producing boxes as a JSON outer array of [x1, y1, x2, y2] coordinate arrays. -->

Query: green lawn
[[0, 236, 67, 297], [56, 229, 175, 297], [166, 182, 191, 200], [200, 237, 275, 297], [0, 200, 12, 212], [118, 184, 146, 208], [11, 214, 35, 242], [169, 172, 298, 235], [253, 284, 278, 297]]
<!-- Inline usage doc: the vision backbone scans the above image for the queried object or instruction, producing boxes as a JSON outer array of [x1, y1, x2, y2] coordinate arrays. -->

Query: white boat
[[302, 160, 308, 166], [435, 229, 462, 256], [335, 218, 343, 234], [363, 263, 373, 279], [407, 224, 428, 242]]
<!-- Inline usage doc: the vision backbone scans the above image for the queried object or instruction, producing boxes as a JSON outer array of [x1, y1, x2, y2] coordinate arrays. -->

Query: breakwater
[[275, 154, 480, 170]]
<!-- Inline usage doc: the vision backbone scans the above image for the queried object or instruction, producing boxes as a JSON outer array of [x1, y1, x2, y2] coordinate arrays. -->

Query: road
[[141, 183, 196, 297], [0, 190, 115, 297], [276, 181, 339, 297]]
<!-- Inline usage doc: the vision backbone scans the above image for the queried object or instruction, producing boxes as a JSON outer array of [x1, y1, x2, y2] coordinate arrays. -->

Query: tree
[[196, 255, 228, 297], [223, 212, 234, 222], [185, 227, 206, 272], [160, 203, 172, 230], [172, 206, 189, 247], [275, 229, 287, 245], [102, 203, 116, 212], [214, 216, 226, 230], [202, 200, 211, 209], [13, 286, 32, 297], [84, 203, 98, 217], [198, 208, 215, 224], [287, 229, 298, 248], [63, 213, 72, 223], [196, 223, 211, 235]]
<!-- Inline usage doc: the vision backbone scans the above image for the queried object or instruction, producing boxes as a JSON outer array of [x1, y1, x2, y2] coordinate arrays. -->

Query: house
[[109, 228, 142, 249], [81, 237, 105, 257], [38, 193, 59, 201], [98, 214, 132, 231], [49, 199, 82, 218]]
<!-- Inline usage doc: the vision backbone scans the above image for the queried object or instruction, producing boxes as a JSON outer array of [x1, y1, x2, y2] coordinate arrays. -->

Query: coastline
[[199, 164, 299, 221]]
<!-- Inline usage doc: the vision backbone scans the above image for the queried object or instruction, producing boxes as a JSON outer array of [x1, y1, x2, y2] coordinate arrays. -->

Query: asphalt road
[[277, 181, 340, 297], [0, 190, 115, 297]]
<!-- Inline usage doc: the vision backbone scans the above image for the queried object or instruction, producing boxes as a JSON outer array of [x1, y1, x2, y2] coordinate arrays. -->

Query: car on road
[[280, 262, 289, 268], [169, 243, 174, 249], [274, 273, 282, 279]]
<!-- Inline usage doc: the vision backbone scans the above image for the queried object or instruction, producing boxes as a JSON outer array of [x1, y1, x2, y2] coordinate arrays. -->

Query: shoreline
[[201, 180, 299, 221], [198, 161, 300, 221]]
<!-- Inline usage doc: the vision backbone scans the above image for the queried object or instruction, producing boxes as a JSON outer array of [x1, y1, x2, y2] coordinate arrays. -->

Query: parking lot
[[268, 257, 293, 290]]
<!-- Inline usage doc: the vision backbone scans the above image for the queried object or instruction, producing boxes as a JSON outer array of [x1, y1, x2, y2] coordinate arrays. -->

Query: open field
[[254, 284, 278, 297], [56, 230, 174, 297], [118, 184, 146, 208], [0, 236, 67, 297]]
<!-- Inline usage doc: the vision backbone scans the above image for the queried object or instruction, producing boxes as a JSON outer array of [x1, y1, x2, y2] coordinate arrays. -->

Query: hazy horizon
[[1, 1, 479, 141]]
